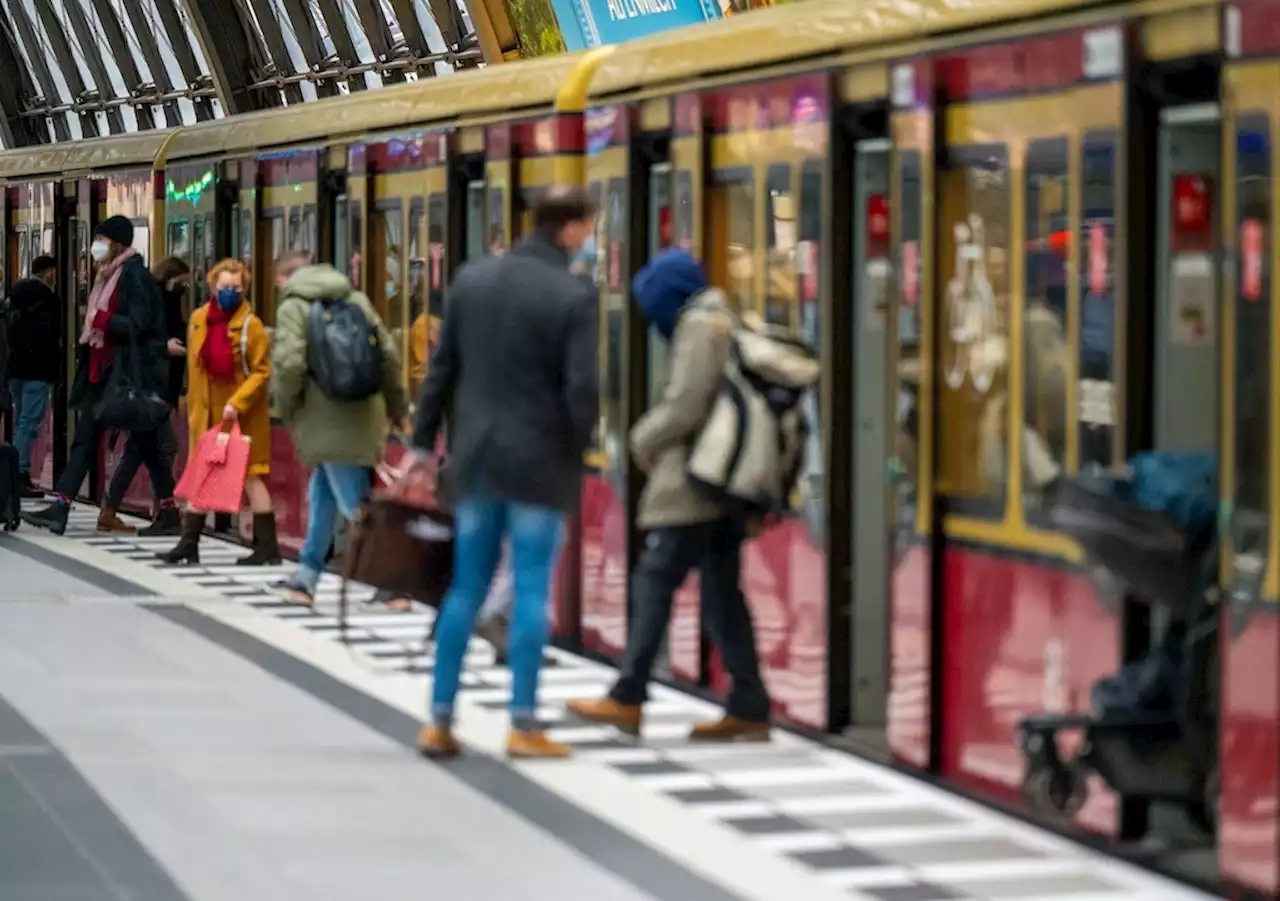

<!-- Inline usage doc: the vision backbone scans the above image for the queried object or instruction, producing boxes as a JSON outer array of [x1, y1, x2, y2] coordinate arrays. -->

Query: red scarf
[[199, 298, 238, 384]]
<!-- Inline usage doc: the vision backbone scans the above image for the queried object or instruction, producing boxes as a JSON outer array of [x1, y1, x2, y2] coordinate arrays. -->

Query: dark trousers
[[610, 518, 770, 723], [105, 418, 179, 506], [57, 405, 175, 502]]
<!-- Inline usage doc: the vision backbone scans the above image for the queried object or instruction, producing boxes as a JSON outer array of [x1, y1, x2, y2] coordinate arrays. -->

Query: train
[[2, 0, 1278, 896]]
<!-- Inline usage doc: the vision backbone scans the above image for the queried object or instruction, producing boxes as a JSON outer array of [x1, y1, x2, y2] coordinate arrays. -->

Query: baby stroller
[[1017, 454, 1220, 834]]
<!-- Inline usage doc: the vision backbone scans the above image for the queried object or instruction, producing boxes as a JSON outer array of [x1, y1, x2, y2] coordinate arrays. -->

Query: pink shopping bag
[[175, 423, 250, 513]]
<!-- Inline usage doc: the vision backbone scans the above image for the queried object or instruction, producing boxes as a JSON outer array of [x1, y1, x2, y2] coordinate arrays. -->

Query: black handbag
[[93, 323, 170, 432]]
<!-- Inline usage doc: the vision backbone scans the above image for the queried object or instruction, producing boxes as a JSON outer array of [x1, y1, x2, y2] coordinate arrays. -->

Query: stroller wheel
[[1023, 762, 1088, 819]]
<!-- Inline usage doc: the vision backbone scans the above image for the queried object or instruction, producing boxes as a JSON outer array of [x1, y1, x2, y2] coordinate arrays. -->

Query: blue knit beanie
[[631, 249, 708, 340]]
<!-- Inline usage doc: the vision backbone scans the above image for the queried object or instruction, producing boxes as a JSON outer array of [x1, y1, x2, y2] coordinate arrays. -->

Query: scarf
[[199, 297, 238, 384], [80, 247, 137, 347]]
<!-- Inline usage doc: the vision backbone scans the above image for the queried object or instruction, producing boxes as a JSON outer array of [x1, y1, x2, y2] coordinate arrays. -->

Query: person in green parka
[[270, 260, 407, 606]]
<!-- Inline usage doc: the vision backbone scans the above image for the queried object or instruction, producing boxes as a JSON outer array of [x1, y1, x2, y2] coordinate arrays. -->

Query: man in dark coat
[[25, 216, 176, 535], [413, 186, 598, 760], [6, 255, 61, 497]]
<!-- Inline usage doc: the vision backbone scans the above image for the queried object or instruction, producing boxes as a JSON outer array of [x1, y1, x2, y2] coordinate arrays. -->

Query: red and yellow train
[[3, 0, 1278, 896]]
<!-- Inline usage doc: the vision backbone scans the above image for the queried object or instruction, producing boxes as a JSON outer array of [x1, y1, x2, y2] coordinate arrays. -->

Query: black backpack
[[306, 297, 383, 401]]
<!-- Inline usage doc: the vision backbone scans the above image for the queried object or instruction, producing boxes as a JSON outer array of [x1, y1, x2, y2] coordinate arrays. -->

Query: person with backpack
[[156, 258, 277, 565], [270, 262, 406, 606], [6, 255, 61, 499], [97, 256, 191, 535], [567, 249, 779, 744], [414, 187, 598, 761], [26, 217, 179, 536]]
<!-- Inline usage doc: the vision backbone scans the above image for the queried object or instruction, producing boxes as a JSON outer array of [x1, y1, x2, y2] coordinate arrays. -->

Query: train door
[[848, 136, 893, 747], [1219, 9, 1280, 893]]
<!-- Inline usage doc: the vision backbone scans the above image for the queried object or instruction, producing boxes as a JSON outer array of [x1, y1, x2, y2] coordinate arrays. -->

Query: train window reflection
[[709, 172, 754, 314], [1024, 138, 1071, 486], [936, 145, 1010, 508], [599, 178, 628, 470], [1234, 116, 1271, 561], [766, 164, 795, 327], [333, 197, 348, 275], [1080, 134, 1118, 467], [675, 169, 694, 250]]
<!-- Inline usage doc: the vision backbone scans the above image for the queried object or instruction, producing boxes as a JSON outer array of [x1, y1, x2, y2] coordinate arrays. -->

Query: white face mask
[[90, 241, 110, 263]]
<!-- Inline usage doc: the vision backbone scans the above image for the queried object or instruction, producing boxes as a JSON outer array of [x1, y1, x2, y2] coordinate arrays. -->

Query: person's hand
[[167, 338, 186, 357], [222, 404, 238, 422]]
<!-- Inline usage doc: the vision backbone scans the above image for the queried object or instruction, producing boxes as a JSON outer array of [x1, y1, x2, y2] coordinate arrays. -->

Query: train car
[[2, 0, 1279, 896]]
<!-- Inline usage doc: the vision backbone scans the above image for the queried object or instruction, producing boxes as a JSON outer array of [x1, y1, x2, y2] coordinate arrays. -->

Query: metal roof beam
[[386, 0, 438, 63], [61, 0, 130, 133], [241, 0, 306, 103], [91, 0, 174, 127], [348, 0, 404, 82], [276, 0, 340, 97], [312, 0, 367, 92], [144, 0, 217, 120], [0, 19, 46, 146], [178, 0, 278, 114], [30, 0, 100, 136], [4, 3, 70, 140]]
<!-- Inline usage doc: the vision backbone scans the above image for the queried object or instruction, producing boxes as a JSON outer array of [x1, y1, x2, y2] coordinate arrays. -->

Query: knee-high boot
[[237, 511, 282, 566]]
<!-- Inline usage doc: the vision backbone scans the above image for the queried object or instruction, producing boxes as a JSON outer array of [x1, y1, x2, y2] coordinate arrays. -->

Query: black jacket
[[160, 282, 187, 407], [70, 255, 168, 410], [7, 277, 61, 384], [414, 232, 598, 513]]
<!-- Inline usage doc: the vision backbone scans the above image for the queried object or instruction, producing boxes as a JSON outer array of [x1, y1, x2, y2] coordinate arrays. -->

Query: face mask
[[215, 288, 241, 310], [90, 241, 110, 263], [572, 236, 596, 271]]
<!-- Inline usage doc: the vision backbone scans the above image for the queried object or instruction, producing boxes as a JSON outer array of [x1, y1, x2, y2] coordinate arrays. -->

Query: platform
[[0, 503, 1223, 901]]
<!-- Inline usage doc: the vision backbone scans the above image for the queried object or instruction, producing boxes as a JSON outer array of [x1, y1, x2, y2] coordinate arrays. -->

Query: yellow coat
[[186, 301, 272, 476]]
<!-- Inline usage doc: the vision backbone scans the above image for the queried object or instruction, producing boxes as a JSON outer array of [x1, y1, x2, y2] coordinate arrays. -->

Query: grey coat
[[413, 233, 597, 513], [632, 289, 735, 529]]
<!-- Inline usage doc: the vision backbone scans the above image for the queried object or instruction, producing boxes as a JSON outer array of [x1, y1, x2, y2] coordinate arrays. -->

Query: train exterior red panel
[[937, 548, 1120, 835], [887, 543, 932, 768], [1221, 609, 1280, 897], [580, 474, 628, 658]]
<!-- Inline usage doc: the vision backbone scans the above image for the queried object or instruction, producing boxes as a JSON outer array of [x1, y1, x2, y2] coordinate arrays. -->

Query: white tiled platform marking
[[20, 504, 1219, 901]]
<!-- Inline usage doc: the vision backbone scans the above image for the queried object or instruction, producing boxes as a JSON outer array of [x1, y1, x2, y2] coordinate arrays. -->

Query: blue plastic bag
[[1126, 451, 1217, 535]]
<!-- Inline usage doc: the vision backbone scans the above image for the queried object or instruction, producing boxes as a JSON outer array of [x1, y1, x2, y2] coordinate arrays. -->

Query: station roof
[[0, 0, 484, 148]]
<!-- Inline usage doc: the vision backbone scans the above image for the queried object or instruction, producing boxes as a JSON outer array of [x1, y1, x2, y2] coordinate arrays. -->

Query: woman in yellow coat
[[159, 258, 279, 566]]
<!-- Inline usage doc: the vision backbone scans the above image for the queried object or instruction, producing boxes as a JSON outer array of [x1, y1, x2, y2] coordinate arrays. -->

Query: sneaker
[[418, 725, 461, 759], [565, 696, 642, 737], [23, 501, 69, 535], [506, 729, 572, 759], [688, 715, 771, 744]]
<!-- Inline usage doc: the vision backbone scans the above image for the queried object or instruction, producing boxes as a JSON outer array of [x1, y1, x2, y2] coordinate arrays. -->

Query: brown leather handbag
[[339, 458, 454, 642]]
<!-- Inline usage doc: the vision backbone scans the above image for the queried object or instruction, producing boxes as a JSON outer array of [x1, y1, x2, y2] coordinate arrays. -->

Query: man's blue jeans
[[432, 496, 563, 730], [9, 379, 50, 475], [294, 463, 371, 594]]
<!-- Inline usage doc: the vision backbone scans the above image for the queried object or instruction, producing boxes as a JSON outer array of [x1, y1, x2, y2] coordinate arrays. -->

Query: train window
[[131, 222, 150, 262], [1024, 138, 1071, 486], [427, 194, 446, 319], [288, 207, 301, 251], [301, 205, 316, 255], [709, 171, 754, 313], [348, 201, 363, 286], [599, 178, 629, 471], [488, 186, 506, 255], [371, 200, 404, 326], [606, 178, 626, 292], [1234, 116, 1271, 561], [799, 161, 823, 328], [588, 181, 604, 287], [465, 180, 486, 261], [407, 198, 424, 392], [168, 220, 189, 258], [765, 164, 795, 327], [674, 169, 694, 251], [936, 145, 1010, 508], [1079, 133, 1118, 467], [333, 196, 348, 275]]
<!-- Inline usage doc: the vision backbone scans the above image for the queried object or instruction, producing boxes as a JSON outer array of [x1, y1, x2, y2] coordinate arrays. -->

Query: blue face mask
[[216, 288, 241, 311]]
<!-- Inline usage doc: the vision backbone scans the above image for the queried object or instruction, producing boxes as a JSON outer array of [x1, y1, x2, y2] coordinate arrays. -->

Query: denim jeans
[[9, 379, 50, 475], [610, 518, 770, 723], [431, 496, 563, 730], [294, 463, 372, 593]]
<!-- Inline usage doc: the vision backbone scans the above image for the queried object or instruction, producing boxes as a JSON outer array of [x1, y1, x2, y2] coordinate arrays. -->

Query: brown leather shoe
[[97, 506, 136, 533], [417, 725, 461, 759], [688, 716, 771, 743], [506, 729, 572, 759], [565, 697, 642, 737]]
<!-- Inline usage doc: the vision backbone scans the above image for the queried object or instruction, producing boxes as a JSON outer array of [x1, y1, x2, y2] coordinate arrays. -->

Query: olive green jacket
[[271, 265, 407, 468]]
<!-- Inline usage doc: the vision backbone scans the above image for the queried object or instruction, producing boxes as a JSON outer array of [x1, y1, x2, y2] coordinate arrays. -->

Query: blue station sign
[[553, 0, 721, 50]]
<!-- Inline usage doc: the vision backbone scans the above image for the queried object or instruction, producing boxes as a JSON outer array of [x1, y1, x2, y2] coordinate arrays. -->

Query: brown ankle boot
[[565, 697, 643, 737], [418, 725, 461, 759], [97, 505, 136, 533], [688, 715, 771, 743], [237, 512, 282, 566], [507, 729, 572, 759]]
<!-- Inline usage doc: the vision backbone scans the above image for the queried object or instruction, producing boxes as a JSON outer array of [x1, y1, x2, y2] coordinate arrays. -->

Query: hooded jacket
[[630, 250, 734, 528], [271, 265, 407, 468]]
